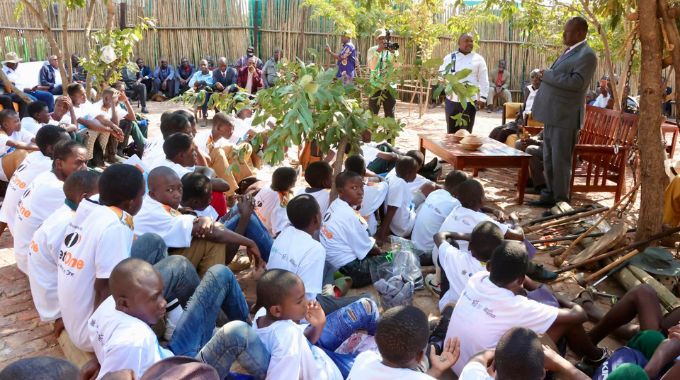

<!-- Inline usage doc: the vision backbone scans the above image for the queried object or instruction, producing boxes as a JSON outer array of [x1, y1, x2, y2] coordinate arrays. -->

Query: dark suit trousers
[[368, 90, 396, 118], [542, 125, 579, 202], [444, 98, 476, 133]]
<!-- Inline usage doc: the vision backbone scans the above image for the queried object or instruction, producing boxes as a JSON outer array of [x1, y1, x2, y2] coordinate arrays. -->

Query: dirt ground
[[0, 99, 651, 368]]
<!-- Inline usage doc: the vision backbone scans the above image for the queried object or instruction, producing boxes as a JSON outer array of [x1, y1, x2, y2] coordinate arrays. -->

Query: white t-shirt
[[90, 100, 127, 120], [254, 186, 291, 236], [27, 205, 74, 321], [360, 142, 382, 166], [134, 196, 195, 248], [447, 271, 559, 375], [89, 296, 173, 380], [20, 116, 43, 136], [438, 207, 508, 252], [141, 137, 164, 169], [592, 93, 610, 108], [0, 130, 34, 175], [361, 181, 388, 235], [347, 350, 435, 380], [384, 176, 416, 237], [411, 189, 460, 252], [254, 310, 343, 380], [437, 241, 485, 311], [0, 151, 51, 232], [57, 199, 135, 351], [231, 118, 251, 144], [268, 225, 326, 299], [155, 158, 192, 179], [294, 187, 331, 215], [193, 129, 234, 157], [386, 170, 430, 196], [321, 198, 375, 269], [194, 205, 219, 220], [13, 171, 64, 273], [458, 361, 494, 380]]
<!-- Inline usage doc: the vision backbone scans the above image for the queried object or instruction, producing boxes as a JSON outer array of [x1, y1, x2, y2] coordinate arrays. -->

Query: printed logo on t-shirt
[[29, 240, 39, 255], [17, 200, 31, 219], [321, 226, 334, 239], [10, 175, 27, 190], [64, 232, 82, 248]]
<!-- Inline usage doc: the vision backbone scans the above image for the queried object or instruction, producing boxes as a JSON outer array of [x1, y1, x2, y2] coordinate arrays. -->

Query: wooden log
[[531, 228, 636, 244], [569, 223, 628, 266], [520, 205, 596, 227], [525, 207, 608, 233], [627, 265, 680, 312], [582, 249, 640, 285]]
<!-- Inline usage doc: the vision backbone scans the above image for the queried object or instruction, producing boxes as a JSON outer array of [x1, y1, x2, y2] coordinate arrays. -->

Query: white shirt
[[439, 50, 490, 102], [0, 129, 34, 165], [155, 158, 192, 179], [13, 171, 64, 273], [386, 170, 430, 195], [268, 225, 326, 299], [384, 176, 415, 237], [592, 93, 610, 108], [361, 181, 388, 235], [347, 351, 435, 380], [246, 72, 254, 94], [28, 204, 74, 321], [231, 118, 252, 144], [134, 196, 195, 248], [89, 296, 173, 380], [437, 241, 484, 311], [254, 186, 291, 236], [141, 137, 164, 169], [447, 271, 559, 375], [194, 205, 219, 220], [321, 198, 375, 269], [254, 310, 343, 380], [57, 199, 134, 351], [360, 142, 383, 166], [20, 116, 43, 136], [438, 207, 508, 252], [524, 84, 539, 116], [294, 187, 331, 215], [0, 151, 51, 232], [193, 129, 233, 157], [90, 100, 126, 120], [565, 39, 587, 54], [458, 362, 494, 380], [411, 189, 460, 252]]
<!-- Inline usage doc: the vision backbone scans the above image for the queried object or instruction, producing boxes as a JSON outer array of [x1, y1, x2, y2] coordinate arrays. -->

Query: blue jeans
[[318, 298, 379, 377], [201, 92, 213, 117], [223, 211, 272, 262], [26, 90, 54, 112]]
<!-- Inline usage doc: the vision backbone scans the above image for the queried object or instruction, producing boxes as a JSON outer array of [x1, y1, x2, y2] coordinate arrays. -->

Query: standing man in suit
[[530, 17, 597, 207]]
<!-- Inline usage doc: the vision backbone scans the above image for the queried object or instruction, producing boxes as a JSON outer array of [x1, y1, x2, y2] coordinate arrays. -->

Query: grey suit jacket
[[532, 42, 597, 129]]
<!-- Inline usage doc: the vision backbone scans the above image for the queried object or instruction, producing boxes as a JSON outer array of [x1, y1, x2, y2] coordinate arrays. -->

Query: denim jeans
[[223, 211, 272, 262], [317, 298, 379, 377], [26, 90, 55, 112]]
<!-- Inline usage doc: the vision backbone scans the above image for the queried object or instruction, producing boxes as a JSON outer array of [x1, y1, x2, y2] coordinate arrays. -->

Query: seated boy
[[253, 269, 379, 378], [27, 170, 99, 332], [348, 305, 459, 379], [295, 161, 332, 214], [49, 96, 79, 136], [13, 141, 87, 273], [21, 100, 50, 135], [180, 171, 220, 219], [359, 129, 401, 175], [255, 166, 297, 236], [0, 109, 37, 184], [133, 166, 264, 276], [0, 125, 69, 234], [376, 156, 419, 244], [321, 171, 387, 288], [447, 241, 609, 375], [344, 154, 388, 235], [85, 258, 270, 379]]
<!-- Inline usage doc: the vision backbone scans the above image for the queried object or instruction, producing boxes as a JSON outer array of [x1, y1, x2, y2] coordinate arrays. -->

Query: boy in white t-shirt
[[376, 156, 419, 244], [344, 154, 388, 235], [348, 305, 460, 380], [21, 100, 51, 135], [254, 269, 379, 379], [447, 241, 609, 376], [321, 171, 387, 288], [0, 110, 37, 183], [49, 96, 79, 134], [0, 125, 70, 235], [359, 129, 401, 175], [255, 166, 297, 236], [294, 161, 332, 214], [27, 170, 99, 334], [13, 141, 87, 273]]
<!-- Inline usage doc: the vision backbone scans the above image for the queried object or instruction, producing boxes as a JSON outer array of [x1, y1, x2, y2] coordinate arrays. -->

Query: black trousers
[[445, 98, 477, 134], [368, 90, 396, 118]]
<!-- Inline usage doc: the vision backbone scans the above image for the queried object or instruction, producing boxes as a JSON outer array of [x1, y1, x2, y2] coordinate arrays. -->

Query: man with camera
[[366, 29, 400, 118], [439, 33, 489, 133]]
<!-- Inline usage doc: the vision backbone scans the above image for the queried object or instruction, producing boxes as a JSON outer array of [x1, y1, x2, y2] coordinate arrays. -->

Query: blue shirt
[[188, 71, 214, 87]]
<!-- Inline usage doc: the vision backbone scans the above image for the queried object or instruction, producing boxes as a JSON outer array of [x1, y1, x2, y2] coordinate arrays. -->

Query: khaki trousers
[[171, 238, 226, 277], [1, 149, 28, 181], [209, 143, 254, 196]]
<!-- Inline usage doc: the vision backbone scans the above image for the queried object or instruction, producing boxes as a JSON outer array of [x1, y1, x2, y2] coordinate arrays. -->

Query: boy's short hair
[[173, 109, 196, 127], [271, 167, 298, 192], [335, 170, 362, 189], [469, 221, 504, 261], [444, 170, 468, 190], [63, 170, 100, 202], [0, 109, 17, 125], [52, 140, 83, 162], [163, 133, 193, 160], [395, 156, 418, 178], [213, 112, 236, 127], [99, 164, 144, 206], [0, 356, 79, 380], [375, 305, 429, 367], [35, 125, 69, 156], [66, 83, 83, 97], [160, 110, 174, 124], [344, 155, 366, 176], [304, 161, 332, 189], [160, 113, 191, 139], [256, 269, 301, 309], [112, 81, 126, 91], [405, 150, 424, 167], [181, 172, 211, 203], [287, 194, 320, 230], [27, 101, 48, 118], [489, 241, 528, 286], [457, 179, 484, 209], [102, 87, 117, 97], [495, 327, 545, 380]]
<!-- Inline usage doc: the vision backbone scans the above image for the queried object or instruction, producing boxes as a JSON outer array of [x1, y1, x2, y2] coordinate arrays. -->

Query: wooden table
[[662, 122, 679, 158], [419, 133, 531, 204]]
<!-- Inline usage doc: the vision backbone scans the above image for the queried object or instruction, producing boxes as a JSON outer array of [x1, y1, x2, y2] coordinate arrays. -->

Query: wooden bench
[[570, 106, 639, 202]]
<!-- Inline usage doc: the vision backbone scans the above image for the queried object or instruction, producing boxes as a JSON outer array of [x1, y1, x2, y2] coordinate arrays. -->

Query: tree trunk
[[61, 6, 72, 84], [636, 0, 667, 241], [105, 0, 116, 33], [84, 0, 97, 43], [329, 136, 349, 201]]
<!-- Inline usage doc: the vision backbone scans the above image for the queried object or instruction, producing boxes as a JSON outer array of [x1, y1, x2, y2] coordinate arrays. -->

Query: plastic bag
[[369, 236, 423, 309]]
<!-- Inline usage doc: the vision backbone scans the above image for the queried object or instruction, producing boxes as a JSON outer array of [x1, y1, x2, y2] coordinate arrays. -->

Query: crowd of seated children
[[20, 100, 50, 135], [376, 156, 419, 244], [0, 109, 37, 184], [294, 161, 332, 214], [255, 166, 297, 236], [344, 154, 388, 235], [13, 141, 87, 273]]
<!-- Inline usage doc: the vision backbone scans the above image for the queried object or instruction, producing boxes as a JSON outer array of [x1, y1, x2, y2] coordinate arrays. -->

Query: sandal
[[572, 289, 595, 307]]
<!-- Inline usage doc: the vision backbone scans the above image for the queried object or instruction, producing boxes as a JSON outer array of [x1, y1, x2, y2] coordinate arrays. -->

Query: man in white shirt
[[439, 33, 489, 133], [592, 84, 611, 108]]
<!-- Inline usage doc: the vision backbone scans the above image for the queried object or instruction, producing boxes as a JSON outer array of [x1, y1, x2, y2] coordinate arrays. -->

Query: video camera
[[383, 30, 399, 50]]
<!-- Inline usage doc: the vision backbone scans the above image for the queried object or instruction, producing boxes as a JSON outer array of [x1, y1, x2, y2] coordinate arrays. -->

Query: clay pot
[[451, 129, 470, 143], [460, 135, 483, 151]]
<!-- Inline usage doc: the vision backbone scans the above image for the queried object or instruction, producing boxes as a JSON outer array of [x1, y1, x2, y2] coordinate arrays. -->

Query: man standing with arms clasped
[[439, 33, 489, 134], [530, 17, 597, 207]]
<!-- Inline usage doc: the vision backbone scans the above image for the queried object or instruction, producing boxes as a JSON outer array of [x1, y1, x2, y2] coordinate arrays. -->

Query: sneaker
[[425, 273, 441, 297], [575, 347, 611, 376], [526, 262, 558, 282]]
